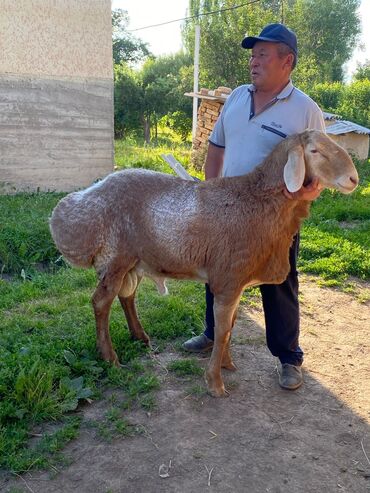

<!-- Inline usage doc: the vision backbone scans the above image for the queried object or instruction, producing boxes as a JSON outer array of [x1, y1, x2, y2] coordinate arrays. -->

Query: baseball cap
[[241, 23, 297, 55]]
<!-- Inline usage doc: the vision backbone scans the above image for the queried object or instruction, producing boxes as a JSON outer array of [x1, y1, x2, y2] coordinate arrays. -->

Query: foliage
[[183, 0, 361, 88], [308, 82, 344, 113], [336, 79, 370, 128], [114, 53, 193, 141], [112, 9, 151, 65], [114, 62, 144, 138], [161, 111, 192, 141], [285, 0, 361, 83], [353, 59, 370, 81], [307, 79, 370, 128]]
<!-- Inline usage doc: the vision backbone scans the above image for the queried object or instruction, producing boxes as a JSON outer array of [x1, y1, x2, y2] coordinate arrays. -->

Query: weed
[[139, 393, 156, 411], [185, 384, 208, 398], [167, 358, 203, 377]]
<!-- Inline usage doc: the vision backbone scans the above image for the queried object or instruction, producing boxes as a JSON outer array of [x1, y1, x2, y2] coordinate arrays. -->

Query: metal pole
[[192, 24, 200, 140]]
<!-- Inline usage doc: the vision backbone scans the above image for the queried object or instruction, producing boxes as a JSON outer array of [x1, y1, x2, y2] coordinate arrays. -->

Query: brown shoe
[[279, 363, 303, 390], [183, 334, 214, 353]]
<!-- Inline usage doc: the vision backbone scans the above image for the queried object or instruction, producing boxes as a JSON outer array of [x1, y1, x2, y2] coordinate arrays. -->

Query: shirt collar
[[248, 80, 294, 100]]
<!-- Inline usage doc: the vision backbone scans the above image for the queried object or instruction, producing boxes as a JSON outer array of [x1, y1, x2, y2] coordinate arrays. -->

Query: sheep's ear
[[283, 146, 306, 193]]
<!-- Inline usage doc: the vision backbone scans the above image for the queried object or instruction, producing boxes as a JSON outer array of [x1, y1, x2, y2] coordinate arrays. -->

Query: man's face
[[249, 41, 291, 91]]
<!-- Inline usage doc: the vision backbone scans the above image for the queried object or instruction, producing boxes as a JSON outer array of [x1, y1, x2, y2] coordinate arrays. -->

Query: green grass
[[114, 134, 203, 180], [0, 137, 368, 474], [299, 158, 370, 282], [167, 358, 204, 377], [0, 192, 64, 275]]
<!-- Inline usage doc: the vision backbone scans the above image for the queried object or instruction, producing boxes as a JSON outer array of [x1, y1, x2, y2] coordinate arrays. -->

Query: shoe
[[183, 334, 214, 353], [278, 363, 303, 390]]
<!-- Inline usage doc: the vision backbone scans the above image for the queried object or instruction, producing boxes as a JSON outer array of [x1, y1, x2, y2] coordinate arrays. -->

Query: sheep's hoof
[[222, 361, 237, 371], [109, 353, 121, 368], [133, 332, 151, 346], [207, 386, 230, 398], [98, 347, 120, 367]]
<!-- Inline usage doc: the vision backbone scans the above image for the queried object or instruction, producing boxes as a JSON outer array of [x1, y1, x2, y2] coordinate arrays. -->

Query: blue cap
[[241, 23, 297, 55]]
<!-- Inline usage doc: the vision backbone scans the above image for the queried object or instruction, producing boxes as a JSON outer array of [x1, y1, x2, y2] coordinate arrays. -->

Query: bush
[[308, 80, 370, 128], [309, 82, 344, 112]]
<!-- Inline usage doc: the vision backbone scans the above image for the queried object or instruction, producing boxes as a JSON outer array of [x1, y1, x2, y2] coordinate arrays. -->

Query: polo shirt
[[209, 81, 326, 177]]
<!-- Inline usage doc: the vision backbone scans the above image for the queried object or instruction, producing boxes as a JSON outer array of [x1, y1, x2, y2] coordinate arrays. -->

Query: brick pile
[[191, 86, 232, 170]]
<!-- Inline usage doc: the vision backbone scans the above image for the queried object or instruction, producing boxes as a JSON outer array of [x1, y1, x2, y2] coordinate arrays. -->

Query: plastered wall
[[0, 0, 114, 192], [0, 0, 112, 79]]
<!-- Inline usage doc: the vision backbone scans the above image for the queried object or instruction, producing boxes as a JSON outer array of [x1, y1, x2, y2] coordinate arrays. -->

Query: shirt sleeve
[[209, 107, 226, 148], [307, 104, 326, 133]]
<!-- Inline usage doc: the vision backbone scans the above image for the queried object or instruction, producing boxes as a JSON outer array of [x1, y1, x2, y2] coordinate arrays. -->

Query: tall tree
[[114, 53, 193, 141], [140, 53, 193, 141], [112, 9, 151, 65], [183, 0, 361, 88], [114, 63, 143, 137], [285, 0, 361, 82]]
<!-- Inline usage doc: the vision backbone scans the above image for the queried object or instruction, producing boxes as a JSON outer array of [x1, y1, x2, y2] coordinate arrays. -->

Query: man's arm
[[205, 143, 225, 180]]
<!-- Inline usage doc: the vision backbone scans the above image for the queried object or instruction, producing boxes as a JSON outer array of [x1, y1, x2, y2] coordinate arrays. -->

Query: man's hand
[[284, 177, 323, 201]]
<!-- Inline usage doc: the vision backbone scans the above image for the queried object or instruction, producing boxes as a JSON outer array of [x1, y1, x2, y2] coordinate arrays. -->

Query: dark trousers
[[203, 235, 303, 366]]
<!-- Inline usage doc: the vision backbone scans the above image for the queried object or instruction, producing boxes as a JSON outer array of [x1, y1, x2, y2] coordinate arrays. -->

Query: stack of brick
[[190, 86, 232, 170]]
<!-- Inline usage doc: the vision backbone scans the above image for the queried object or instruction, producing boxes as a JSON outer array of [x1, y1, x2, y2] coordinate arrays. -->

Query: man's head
[[242, 23, 297, 68], [241, 24, 297, 90]]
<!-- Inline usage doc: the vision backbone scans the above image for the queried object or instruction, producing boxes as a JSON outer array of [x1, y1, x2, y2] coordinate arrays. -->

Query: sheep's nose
[[349, 175, 358, 186]]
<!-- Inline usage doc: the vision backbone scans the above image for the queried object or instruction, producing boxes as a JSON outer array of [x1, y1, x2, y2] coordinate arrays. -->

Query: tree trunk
[[143, 118, 150, 144]]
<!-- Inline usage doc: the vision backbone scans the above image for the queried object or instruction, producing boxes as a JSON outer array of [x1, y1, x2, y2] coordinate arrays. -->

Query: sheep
[[50, 130, 358, 397]]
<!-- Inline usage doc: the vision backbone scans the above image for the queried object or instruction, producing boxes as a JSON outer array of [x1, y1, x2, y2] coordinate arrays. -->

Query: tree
[[114, 53, 193, 141], [140, 53, 193, 142], [353, 60, 370, 81], [114, 63, 143, 138], [182, 0, 361, 89], [285, 0, 361, 83], [112, 9, 151, 65]]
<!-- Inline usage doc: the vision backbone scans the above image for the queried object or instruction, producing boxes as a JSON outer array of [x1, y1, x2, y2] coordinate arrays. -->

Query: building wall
[[0, 0, 114, 192], [324, 121, 369, 160], [327, 132, 369, 160]]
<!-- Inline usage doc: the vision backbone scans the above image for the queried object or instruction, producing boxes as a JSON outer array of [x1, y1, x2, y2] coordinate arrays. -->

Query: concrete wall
[[327, 133, 369, 161], [0, 0, 114, 192]]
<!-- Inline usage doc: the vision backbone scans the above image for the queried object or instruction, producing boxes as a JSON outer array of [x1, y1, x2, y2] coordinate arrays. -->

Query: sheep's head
[[283, 130, 359, 194]]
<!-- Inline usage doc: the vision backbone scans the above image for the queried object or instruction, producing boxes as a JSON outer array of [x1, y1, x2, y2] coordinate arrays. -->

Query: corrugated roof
[[323, 111, 341, 120], [326, 120, 370, 135]]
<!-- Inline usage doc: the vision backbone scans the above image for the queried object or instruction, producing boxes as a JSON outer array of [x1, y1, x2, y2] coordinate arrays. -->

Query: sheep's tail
[[49, 193, 103, 269]]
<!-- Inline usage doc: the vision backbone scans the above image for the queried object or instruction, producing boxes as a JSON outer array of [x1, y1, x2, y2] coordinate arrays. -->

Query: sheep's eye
[[310, 149, 318, 154]]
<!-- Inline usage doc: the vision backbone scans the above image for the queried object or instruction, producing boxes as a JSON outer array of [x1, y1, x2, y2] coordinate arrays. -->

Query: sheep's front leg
[[118, 276, 150, 346], [221, 306, 238, 371], [92, 261, 134, 366], [205, 295, 241, 397]]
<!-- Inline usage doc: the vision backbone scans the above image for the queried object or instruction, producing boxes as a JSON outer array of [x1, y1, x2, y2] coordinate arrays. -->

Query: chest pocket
[[260, 124, 287, 139]]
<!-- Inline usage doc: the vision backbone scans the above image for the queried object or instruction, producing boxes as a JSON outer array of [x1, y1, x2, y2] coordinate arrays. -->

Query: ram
[[50, 130, 358, 397]]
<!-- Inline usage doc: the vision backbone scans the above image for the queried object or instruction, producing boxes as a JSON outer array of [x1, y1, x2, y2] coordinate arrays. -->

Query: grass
[[299, 158, 370, 284], [167, 358, 204, 377], [0, 134, 368, 474]]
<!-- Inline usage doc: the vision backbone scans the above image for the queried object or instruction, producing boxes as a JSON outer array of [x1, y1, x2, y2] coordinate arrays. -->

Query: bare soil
[[3, 275, 370, 493]]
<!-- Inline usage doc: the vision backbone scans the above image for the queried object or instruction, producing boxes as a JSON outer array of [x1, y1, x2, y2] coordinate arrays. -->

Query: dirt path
[[4, 276, 370, 493]]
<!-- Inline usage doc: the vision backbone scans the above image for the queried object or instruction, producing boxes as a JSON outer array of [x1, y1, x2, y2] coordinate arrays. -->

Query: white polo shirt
[[209, 81, 326, 177]]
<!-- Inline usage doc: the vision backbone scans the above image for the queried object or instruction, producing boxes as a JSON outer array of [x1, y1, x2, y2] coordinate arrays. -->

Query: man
[[183, 23, 326, 390]]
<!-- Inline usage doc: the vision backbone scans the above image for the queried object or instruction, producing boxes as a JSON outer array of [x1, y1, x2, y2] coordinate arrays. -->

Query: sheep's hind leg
[[206, 295, 241, 397], [118, 275, 150, 346], [92, 259, 135, 367]]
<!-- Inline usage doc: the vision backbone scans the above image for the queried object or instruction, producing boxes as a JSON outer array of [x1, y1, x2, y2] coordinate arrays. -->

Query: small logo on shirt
[[270, 121, 282, 128]]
